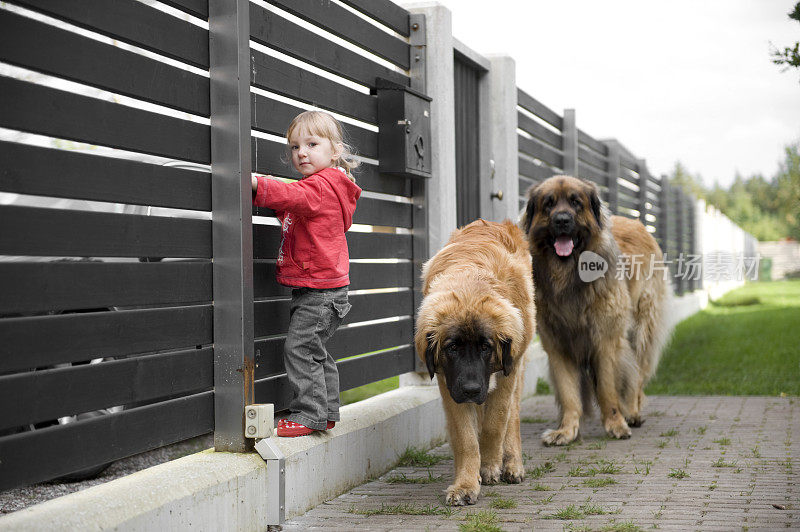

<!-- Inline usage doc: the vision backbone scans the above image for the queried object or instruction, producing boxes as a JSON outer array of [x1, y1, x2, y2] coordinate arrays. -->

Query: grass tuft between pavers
[[348, 503, 454, 516], [527, 460, 556, 478], [384, 470, 443, 484], [396, 446, 449, 467], [460, 509, 501, 532]]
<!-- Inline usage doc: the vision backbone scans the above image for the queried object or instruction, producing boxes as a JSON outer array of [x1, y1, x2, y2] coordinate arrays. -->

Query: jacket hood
[[317, 167, 361, 229]]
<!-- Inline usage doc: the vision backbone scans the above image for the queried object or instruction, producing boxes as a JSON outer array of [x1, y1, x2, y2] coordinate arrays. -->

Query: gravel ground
[[0, 433, 213, 515]]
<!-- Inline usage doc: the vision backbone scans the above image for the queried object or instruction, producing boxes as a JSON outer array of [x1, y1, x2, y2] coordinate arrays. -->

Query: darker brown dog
[[415, 219, 535, 505], [521, 176, 669, 445]]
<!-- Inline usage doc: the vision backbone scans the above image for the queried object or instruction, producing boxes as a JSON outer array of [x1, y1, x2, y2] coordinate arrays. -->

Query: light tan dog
[[415, 219, 535, 505], [521, 175, 669, 446]]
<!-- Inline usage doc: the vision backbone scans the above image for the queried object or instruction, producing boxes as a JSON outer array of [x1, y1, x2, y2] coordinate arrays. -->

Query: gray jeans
[[284, 286, 351, 430]]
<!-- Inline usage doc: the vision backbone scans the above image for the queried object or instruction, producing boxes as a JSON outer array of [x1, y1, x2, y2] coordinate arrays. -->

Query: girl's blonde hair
[[286, 111, 359, 181]]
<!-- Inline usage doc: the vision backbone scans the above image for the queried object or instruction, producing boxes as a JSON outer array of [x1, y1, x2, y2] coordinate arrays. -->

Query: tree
[[668, 161, 707, 199], [774, 142, 800, 239], [770, 2, 800, 82], [671, 142, 800, 241]]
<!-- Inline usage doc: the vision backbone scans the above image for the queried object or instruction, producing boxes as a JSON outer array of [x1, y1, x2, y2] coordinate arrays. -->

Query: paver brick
[[282, 395, 800, 531]]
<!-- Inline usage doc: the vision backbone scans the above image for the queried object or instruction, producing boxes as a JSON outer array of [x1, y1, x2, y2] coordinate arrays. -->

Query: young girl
[[252, 111, 361, 437]]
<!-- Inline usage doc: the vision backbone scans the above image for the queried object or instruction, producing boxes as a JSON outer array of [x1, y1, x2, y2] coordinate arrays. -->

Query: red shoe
[[276, 419, 316, 437], [276, 419, 335, 437]]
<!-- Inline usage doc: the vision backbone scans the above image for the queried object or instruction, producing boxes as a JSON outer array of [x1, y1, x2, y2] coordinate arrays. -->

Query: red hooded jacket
[[253, 167, 362, 289]]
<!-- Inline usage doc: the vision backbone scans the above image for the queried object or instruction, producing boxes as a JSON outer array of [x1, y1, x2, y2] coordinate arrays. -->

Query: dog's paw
[[541, 426, 579, 446], [626, 415, 644, 428], [501, 462, 525, 484], [479, 464, 502, 485], [604, 417, 632, 439], [445, 483, 479, 506]]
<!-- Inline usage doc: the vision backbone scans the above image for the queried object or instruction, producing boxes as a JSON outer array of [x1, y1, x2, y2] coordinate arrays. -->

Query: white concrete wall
[[759, 240, 800, 280], [695, 199, 755, 297]]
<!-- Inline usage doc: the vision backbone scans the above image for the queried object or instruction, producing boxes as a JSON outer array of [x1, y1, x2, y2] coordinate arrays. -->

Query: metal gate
[[453, 50, 485, 227]]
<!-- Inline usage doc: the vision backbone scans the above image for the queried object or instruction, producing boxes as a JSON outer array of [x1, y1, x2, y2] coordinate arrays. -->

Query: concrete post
[[604, 140, 621, 215], [487, 55, 519, 222], [562, 108, 578, 176], [400, 2, 457, 386], [403, 2, 457, 258], [637, 159, 649, 225]]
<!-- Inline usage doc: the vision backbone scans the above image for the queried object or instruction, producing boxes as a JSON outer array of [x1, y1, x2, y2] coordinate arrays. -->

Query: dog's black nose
[[462, 382, 482, 398], [552, 211, 574, 233]]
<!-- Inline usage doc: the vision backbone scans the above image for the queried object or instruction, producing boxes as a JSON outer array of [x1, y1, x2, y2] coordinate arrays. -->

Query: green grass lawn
[[340, 375, 399, 405], [646, 280, 800, 396]]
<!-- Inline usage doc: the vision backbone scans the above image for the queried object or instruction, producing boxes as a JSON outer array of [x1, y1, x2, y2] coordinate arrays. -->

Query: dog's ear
[[425, 333, 437, 379], [521, 185, 539, 234], [500, 339, 513, 377], [586, 182, 604, 230]]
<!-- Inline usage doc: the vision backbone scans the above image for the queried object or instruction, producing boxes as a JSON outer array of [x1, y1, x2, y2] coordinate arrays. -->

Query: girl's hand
[[252, 174, 277, 192]]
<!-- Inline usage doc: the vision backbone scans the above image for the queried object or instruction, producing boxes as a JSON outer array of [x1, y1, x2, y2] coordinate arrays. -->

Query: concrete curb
[[0, 348, 549, 531]]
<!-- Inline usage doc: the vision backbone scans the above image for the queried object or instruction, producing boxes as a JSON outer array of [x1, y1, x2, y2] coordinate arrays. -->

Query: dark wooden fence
[[517, 88, 699, 294], [0, 0, 419, 490]]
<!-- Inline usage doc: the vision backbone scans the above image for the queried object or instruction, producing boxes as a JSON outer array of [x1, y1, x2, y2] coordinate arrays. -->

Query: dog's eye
[[571, 197, 582, 209], [445, 343, 459, 355]]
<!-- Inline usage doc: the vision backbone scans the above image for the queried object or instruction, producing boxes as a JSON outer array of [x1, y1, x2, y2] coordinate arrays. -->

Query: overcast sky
[[428, 0, 800, 187]]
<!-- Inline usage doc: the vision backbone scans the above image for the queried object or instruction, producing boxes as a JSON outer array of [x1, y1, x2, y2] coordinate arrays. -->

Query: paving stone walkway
[[283, 395, 799, 531]]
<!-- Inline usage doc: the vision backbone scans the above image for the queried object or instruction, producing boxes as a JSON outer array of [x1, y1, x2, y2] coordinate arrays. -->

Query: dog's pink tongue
[[554, 236, 574, 257]]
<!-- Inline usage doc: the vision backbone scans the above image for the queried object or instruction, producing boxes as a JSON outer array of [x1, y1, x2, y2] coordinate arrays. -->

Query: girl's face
[[288, 130, 342, 177]]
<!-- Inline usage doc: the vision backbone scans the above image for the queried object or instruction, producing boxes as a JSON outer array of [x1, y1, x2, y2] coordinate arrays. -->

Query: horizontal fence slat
[[0, 391, 213, 491], [254, 318, 413, 378], [353, 197, 413, 228], [255, 289, 412, 337], [517, 111, 562, 149], [577, 129, 607, 156], [253, 225, 412, 260], [253, 196, 411, 229], [0, 306, 212, 373], [249, 3, 409, 88], [13, 0, 209, 69], [251, 50, 377, 124], [617, 194, 640, 212], [251, 197, 412, 229], [576, 162, 608, 188], [160, 0, 208, 20], [251, 138, 408, 196], [517, 88, 563, 130], [254, 261, 412, 298], [251, 94, 378, 159], [338, 0, 410, 37], [0, 206, 211, 258], [255, 346, 415, 410], [0, 262, 212, 315], [0, 77, 211, 164], [620, 155, 638, 172], [518, 135, 564, 168], [0, 10, 209, 117], [337, 346, 415, 391], [518, 176, 536, 197], [0, 347, 213, 430], [518, 156, 559, 182], [0, 142, 211, 211], [577, 144, 608, 172], [266, 0, 409, 69]]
